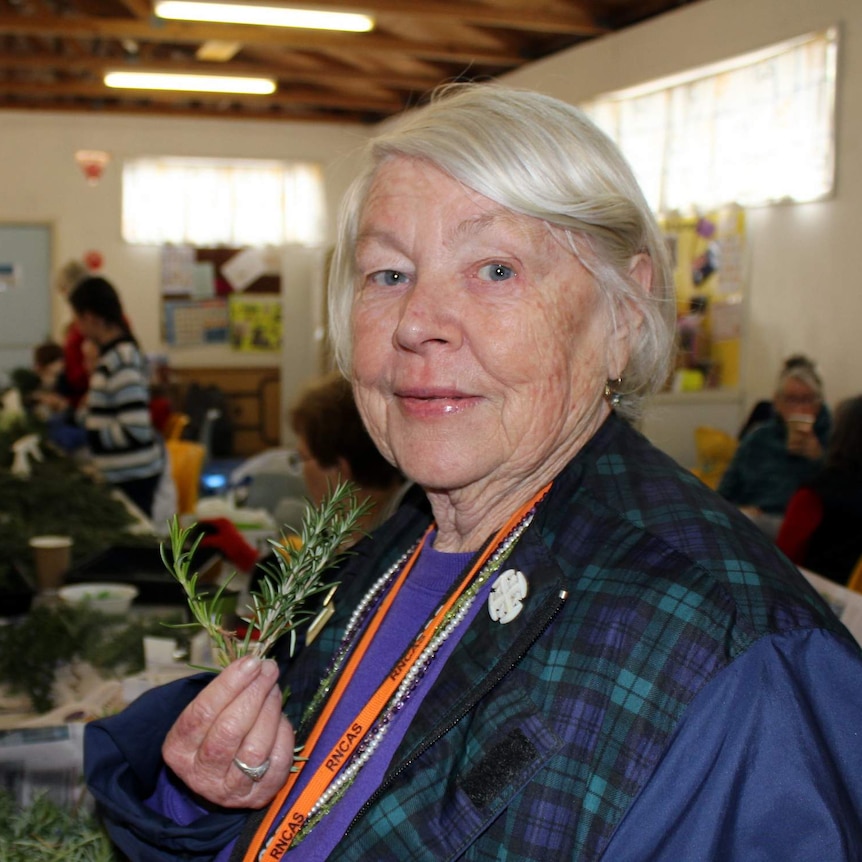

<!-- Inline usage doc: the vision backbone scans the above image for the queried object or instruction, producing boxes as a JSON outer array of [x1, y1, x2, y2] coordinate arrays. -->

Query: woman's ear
[[628, 252, 653, 295], [606, 253, 652, 380]]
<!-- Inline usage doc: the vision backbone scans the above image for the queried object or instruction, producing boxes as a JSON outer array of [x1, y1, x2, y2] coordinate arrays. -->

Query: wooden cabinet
[[170, 366, 281, 458]]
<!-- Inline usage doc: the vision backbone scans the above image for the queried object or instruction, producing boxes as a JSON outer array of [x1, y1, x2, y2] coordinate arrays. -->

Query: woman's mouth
[[396, 388, 478, 417]]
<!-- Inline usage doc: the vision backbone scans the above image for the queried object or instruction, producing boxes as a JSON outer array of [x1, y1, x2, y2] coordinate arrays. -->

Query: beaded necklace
[[243, 483, 550, 861]]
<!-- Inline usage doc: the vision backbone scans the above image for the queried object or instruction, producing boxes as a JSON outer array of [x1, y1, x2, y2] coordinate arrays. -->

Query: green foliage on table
[[8, 368, 41, 400], [0, 603, 183, 713], [0, 408, 42, 451], [0, 451, 156, 593], [0, 789, 121, 861]]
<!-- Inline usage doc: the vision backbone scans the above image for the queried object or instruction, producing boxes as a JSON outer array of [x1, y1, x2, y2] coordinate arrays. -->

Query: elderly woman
[[84, 86, 862, 860], [719, 354, 831, 537]]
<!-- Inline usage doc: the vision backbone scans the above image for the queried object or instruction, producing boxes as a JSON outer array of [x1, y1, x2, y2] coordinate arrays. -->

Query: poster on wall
[[221, 247, 272, 292], [229, 294, 282, 352], [661, 206, 746, 392], [163, 298, 230, 347], [161, 245, 196, 296]]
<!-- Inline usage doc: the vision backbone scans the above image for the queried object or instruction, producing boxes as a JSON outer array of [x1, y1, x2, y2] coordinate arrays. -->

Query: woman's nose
[[393, 278, 461, 354]]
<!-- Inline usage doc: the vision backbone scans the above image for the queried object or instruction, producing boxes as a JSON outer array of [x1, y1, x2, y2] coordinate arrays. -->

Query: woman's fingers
[[222, 683, 296, 808], [167, 657, 267, 752], [163, 657, 294, 807]]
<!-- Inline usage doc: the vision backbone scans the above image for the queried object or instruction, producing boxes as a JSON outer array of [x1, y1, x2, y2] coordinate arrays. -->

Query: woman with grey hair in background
[[85, 85, 862, 861], [719, 353, 831, 536]]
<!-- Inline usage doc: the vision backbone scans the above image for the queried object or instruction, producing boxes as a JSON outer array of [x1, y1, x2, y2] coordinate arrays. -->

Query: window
[[122, 157, 325, 246], [582, 29, 837, 212]]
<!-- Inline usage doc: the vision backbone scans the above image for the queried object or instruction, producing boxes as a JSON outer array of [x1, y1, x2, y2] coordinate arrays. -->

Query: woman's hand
[[33, 390, 69, 412], [163, 656, 294, 809], [786, 417, 823, 460]]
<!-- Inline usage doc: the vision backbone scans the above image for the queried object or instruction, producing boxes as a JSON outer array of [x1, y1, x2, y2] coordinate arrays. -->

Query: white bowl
[[58, 582, 139, 615]]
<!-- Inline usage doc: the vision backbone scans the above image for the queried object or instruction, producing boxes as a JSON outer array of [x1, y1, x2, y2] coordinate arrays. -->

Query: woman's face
[[774, 376, 821, 422], [350, 157, 631, 501]]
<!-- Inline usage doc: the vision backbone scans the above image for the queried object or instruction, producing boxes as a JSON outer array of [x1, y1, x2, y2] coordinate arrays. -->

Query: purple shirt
[[152, 535, 477, 862]]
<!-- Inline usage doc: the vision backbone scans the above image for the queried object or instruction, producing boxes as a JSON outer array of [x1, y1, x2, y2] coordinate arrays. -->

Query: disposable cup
[[28, 535, 73, 593]]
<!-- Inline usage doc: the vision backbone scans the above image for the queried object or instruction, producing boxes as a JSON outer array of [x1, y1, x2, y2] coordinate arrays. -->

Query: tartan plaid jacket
[[86, 413, 862, 861]]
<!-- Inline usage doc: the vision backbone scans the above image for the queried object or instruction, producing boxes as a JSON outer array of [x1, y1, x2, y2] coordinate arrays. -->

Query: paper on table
[[0, 723, 87, 808]]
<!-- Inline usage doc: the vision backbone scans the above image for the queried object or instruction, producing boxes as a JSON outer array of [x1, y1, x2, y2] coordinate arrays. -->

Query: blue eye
[[478, 263, 515, 282], [370, 270, 406, 286]]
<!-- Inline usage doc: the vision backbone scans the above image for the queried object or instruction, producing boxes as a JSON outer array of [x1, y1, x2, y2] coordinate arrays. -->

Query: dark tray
[[65, 544, 221, 606], [0, 561, 36, 617]]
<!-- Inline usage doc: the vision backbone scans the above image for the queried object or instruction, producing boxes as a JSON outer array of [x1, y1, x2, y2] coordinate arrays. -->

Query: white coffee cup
[[28, 535, 73, 593]]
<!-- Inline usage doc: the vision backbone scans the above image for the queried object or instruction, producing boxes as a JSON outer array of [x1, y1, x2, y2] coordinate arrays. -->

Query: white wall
[[0, 110, 369, 433], [503, 0, 862, 461]]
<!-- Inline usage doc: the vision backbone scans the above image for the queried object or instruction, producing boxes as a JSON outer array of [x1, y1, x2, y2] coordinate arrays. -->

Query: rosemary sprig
[[161, 480, 372, 669]]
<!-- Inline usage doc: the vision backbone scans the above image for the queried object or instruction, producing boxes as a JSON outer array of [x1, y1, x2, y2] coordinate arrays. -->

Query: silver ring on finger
[[233, 756, 271, 782]]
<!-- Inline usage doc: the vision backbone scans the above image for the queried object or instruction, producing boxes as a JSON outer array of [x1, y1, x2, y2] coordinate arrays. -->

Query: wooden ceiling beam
[[0, 16, 525, 65], [0, 98, 370, 121], [0, 51, 441, 91], [306, 0, 607, 36], [0, 76, 403, 111], [115, 0, 152, 21]]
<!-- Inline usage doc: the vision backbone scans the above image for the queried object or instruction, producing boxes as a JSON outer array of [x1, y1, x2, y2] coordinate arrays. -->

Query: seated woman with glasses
[[285, 371, 407, 528], [719, 354, 831, 537], [197, 372, 408, 574]]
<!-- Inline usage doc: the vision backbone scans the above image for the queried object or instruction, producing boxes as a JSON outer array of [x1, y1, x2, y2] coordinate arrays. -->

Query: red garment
[[775, 487, 824, 565], [149, 396, 173, 434], [63, 314, 134, 409], [63, 321, 90, 408], [197, 517, 260, 572]]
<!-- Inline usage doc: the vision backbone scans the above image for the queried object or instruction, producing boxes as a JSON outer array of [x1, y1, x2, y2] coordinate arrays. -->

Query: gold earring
[[604, 378, 623, 407]]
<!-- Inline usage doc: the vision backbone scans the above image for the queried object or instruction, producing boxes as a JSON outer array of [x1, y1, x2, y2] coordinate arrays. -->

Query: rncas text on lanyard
[[244, 483, 551, 861]]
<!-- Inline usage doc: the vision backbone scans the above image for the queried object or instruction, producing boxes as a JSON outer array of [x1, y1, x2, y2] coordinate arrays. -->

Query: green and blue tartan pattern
[[269, 414, 848, 861]]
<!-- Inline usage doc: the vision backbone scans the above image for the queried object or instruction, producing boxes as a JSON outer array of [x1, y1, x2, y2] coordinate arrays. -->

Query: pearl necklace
[[293, 506, 538, 843]]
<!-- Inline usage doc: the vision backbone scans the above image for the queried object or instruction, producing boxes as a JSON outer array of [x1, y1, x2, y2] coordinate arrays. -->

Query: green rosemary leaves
[[161, 480, 371, 669]]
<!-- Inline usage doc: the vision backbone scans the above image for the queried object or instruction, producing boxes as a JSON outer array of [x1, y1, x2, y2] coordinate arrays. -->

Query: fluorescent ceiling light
[[104, 70, 276, 94], [154, 1, 374, 31]]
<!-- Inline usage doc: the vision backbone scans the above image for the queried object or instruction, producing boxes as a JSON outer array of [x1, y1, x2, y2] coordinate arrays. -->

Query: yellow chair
[[691, 426, 738, 490], [163, 411, 191, 441], [165, 439, 206, 515], [846, 554, 862, 594]]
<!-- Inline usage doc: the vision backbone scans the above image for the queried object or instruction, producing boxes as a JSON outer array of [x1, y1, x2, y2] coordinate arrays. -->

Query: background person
[[718, 353, 831, 536], [19, 340, 67, 418], [27, 339, 90, 453], [288, 371, 407, 526], [196, 371, 407, 576], [85, 85, 862, 861], [55, 259, 92, 410], [777, 394, 862, 584], [68, 276, 164, 517]]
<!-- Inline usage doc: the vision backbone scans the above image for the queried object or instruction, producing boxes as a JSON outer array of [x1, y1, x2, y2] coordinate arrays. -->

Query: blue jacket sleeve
[[605, 628, 862, 860], [84, 673, 251, 861]]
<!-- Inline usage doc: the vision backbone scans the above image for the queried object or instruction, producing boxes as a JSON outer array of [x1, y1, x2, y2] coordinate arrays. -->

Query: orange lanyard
[[244, 484, 550, 861]]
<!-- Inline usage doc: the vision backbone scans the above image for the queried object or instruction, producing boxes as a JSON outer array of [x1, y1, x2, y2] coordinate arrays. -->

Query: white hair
[[329, 83, 676, 421], [776, 354, 823, 399]]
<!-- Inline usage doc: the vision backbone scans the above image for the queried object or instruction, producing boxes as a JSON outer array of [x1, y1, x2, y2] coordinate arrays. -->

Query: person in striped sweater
[[68, 276, 164, 517]]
